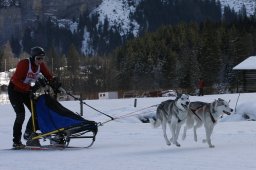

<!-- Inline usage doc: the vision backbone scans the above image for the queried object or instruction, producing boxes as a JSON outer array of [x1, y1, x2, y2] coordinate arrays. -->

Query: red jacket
[[10, 59, 53, 92]]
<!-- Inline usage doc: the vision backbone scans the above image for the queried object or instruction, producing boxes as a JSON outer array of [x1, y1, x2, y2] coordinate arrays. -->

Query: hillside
[[0, 0, 101, 44], [92, 0, 256, 38], [1, 0, 256, 54]]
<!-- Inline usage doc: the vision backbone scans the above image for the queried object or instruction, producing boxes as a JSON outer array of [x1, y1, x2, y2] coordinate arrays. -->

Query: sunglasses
[[35, 56, 44, 61]]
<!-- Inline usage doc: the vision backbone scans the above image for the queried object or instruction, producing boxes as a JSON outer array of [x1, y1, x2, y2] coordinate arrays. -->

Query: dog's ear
[[186, 94, 190, 99], [176, 93, 182, 98], [214, 99, 218, 107], [212, 99, 219, 107]]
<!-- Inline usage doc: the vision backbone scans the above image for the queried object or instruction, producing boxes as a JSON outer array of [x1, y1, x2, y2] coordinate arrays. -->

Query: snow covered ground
[[0, 92, 256, 170]]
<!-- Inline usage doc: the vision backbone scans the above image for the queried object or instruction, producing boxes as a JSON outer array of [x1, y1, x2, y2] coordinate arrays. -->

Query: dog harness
[[190, 106, 202, 121], [208, 102, 217, 123]]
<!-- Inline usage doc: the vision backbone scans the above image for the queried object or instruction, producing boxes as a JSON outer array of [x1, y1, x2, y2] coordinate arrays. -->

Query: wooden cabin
[[233, 56, 256, 92]]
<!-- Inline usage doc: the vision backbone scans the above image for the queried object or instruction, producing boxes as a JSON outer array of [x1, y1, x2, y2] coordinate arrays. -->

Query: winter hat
[[30, 46, 45, 63]]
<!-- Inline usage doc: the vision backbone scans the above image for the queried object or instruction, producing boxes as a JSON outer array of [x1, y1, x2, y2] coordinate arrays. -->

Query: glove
[[37, 76, 48, 87], [50, 77, 62, 93], [31, 76, 48, 93], [31, 81, 41, 93]]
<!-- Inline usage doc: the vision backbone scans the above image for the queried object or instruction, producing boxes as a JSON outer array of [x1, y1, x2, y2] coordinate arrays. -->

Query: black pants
[[8, 83, 37, 143], [199, 88, 204, 96]]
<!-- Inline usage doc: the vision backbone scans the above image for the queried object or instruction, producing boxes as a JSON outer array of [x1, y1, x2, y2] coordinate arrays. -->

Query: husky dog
[[151, 94, 190, 146], [182, 98, 233, 148]]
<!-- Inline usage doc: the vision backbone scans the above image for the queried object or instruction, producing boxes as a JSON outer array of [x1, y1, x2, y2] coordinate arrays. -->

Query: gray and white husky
[[182, 98, 233, 148], [150, 94, 190, 147]]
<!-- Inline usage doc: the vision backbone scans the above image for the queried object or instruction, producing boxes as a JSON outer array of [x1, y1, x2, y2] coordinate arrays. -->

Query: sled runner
[[26, 77, 98, 149], [11, 144, 86, 151]]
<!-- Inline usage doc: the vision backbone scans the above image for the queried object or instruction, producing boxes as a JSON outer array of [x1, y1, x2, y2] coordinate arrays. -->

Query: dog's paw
[[166, 142, 171, 146], [202, 139, 207, 143], [176, 143, 181, 147], [173, 141, 181, 147], [209, 145, 215, 148]]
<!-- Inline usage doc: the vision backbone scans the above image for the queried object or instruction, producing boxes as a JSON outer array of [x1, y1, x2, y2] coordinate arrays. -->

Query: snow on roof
[[233, 56, 256, 70]]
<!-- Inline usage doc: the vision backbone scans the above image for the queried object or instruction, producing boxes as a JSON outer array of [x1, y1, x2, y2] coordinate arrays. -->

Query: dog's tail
[[150, 117, 161, 128]]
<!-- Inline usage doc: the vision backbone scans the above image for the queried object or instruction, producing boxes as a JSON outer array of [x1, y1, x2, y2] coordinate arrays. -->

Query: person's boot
[[23, 131, 32, 140], [13, 141, 25, 149], [26, 132, 41, 146]]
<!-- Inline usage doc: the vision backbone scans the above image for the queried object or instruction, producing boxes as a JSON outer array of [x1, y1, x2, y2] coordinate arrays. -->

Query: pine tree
[[223, 6, 237, 23], [198, 22, 222, 86], [0, 42, 18, 71], [66, 44, 81, 93], [0, 48, 3, 71], [10, 36, 21, 57], [46, 47, 59, 75], [238, 4, 247, 20], [22, 28, 33, 53], [66, 44, 80, 74]]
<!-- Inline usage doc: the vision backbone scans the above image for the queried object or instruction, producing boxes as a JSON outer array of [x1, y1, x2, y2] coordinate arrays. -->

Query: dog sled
[[25, 78, 98, 150]]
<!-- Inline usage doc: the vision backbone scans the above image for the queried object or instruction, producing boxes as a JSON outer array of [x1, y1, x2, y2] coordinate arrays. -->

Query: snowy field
[[0, 93, 256, 170]]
